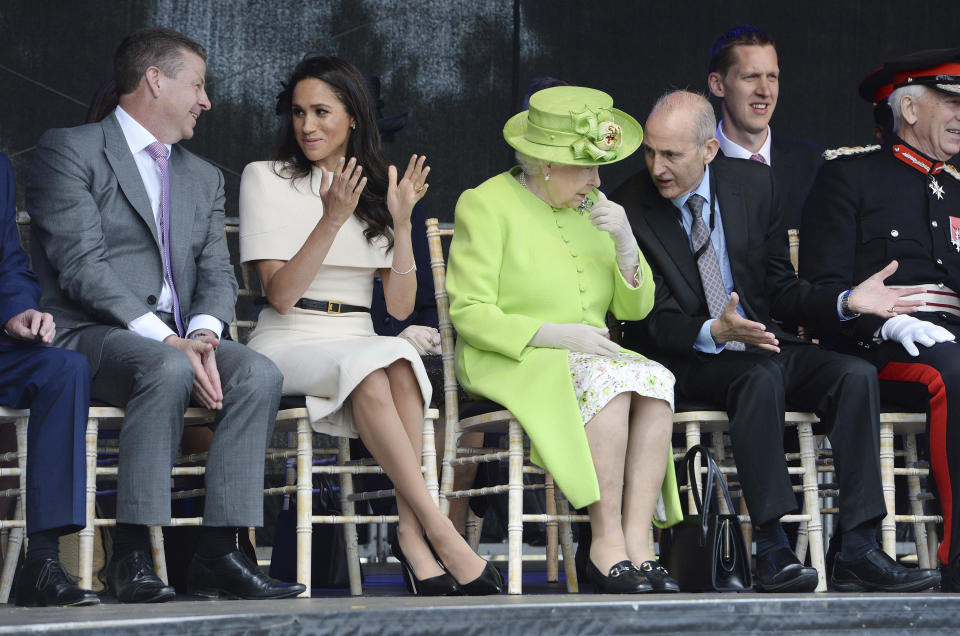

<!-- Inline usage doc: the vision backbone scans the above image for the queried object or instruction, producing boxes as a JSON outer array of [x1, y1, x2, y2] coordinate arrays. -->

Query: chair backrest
[[788, 228, 800, 275], [425, 218, 461, 437]]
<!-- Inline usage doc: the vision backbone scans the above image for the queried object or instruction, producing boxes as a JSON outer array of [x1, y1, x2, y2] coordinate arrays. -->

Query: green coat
[[447, 169, 681, 522]]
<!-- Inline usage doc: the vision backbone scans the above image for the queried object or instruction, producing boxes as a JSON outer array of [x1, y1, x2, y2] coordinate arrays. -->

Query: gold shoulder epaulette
[[822, 145, 882, 161], [944, 164, 960, 183]]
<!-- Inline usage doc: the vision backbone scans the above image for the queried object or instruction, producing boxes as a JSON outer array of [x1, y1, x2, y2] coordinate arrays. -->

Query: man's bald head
[[643, 90, 720, 199]]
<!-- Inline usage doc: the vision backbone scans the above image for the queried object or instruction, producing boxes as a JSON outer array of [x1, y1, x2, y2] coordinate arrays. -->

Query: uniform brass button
[[890, 229, 899, 237], [932, 221, 939, 227], [937, 258, 944, 265]]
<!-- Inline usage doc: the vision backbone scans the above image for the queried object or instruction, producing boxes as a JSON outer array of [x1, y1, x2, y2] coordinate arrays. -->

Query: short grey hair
[[889, 84, 928, 133], [515, 150, 548, 176], [649, 90, 717, 147]]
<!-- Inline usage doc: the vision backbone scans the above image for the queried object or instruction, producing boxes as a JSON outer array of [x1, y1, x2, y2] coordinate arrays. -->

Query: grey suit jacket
[[26, 113, 237, 370]]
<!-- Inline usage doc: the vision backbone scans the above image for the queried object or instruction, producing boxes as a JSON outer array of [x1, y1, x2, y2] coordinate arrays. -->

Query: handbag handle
[[683, 445, 739, 539]]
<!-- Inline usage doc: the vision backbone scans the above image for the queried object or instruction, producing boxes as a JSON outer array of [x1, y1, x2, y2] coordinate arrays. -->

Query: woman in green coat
[[447, 86, 682, 594]]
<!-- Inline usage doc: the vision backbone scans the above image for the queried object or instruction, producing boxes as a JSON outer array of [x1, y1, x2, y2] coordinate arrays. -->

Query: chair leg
[[422, 413, 439, 507], [465, 509, 482, 551], [79, 417, 98, 590], [507, 418, 524, 595], [149, 526, 168, 585], [904, 433, 931, 569], [0, 418, 26, 603], [555, 492, 578, 593], [879, 423, 897, 558], [684, 421, 701, 514], [797, 422, 826, 592], [296, 417, 313, 597], [545, 474, 558, 583], [0, 513, 23, 603], [337, 438, 363, 596]]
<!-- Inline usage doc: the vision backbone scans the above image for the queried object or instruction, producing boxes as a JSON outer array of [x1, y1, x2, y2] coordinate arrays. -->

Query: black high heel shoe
[[390, 535, 461, 596], [456, 561, 504, 595], [423, 536, 503, 595]]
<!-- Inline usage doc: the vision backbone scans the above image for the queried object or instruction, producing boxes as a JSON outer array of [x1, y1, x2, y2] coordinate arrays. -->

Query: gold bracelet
[[391, 263, 416, 275]]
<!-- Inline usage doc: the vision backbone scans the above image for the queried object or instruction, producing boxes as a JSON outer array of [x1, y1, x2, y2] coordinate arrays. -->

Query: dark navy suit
[[0, 152, 88, 535]]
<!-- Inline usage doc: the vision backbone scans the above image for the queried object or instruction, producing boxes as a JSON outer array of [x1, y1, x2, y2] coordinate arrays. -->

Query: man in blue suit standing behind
[[0, 152, 97, 606]]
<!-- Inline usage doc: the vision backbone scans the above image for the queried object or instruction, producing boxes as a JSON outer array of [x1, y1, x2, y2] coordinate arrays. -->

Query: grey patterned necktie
[[688, 194, 744, 351], [146, 141, 184, 336]]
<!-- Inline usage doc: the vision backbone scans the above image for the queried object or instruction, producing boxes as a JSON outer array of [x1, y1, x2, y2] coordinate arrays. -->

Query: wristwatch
[[840, 290, 860, 319]]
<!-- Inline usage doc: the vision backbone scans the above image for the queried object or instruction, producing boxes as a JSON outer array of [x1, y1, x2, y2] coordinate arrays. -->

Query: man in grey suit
[[26, 27, 304, 602]]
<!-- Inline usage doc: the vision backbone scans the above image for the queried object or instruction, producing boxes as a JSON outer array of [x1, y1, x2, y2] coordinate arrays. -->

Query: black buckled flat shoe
[[637, 560, 679, 593], [942, 556, 960, 593], [832, 547, 940, 592], [755, 547, 818, 593], [390, 536, 460, 596], [14, 558, 99, 607], [187, 550, 306, 599], [587, 559, 653, 594], [106, 550, 176, 603], [456, 561, 504, 595]]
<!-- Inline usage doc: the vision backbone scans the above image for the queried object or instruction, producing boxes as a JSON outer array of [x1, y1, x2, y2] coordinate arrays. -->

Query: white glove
[[399, 325, 441, 355], [589, 191, 640, 271], [529, 322, 620, 356], [880, 315, 956, 356]]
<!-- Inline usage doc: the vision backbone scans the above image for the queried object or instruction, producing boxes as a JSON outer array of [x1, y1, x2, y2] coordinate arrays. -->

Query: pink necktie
[[145, 142, 184, 336], [749, 153, 767, 164]]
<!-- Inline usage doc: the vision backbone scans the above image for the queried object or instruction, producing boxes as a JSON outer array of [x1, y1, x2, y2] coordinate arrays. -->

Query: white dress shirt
[[716, 120, 772, 165], [114, 106, 222, 341]]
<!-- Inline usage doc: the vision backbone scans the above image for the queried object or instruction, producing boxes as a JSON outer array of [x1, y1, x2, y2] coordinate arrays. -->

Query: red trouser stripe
[[878, 362, 952, 564]]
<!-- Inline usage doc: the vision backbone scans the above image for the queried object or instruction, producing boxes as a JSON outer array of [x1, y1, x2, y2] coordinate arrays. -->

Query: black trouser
[[666, 342, 886, 532]]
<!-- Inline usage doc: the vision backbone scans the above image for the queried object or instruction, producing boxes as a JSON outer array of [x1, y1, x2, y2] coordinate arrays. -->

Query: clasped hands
[[164, 329, 223, 410], [317, 154, 429, 228]]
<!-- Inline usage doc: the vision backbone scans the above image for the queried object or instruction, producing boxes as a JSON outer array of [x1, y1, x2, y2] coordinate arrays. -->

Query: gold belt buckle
[[327, 301, 342, 314]]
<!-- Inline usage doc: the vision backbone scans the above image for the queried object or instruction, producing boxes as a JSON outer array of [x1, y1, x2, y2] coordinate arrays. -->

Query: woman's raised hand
[[387, 154, 430, 224], [318, 157, 366, 227]]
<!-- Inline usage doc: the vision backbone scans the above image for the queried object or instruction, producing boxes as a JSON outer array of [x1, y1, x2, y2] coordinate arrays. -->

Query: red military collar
[[892, 143, 946, 175]]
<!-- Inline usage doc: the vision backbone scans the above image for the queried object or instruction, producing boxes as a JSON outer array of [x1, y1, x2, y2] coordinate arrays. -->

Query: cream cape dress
[[239, 161, 432, 437]]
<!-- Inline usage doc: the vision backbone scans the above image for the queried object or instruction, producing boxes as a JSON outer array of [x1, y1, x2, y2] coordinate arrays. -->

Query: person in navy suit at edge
[[0, 152, 98, 606]]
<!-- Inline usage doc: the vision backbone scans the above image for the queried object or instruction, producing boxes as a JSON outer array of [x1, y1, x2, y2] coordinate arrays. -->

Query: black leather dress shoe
[[832, 547, 941, 592], [187, 550, 307, 599], [941, 556, 960, 592], [637, 560, 680, 593], [755, 547, 818, 592], [587, 559, 653, 594], [14, 558, 99, 607], [106, 550, 175, 603]]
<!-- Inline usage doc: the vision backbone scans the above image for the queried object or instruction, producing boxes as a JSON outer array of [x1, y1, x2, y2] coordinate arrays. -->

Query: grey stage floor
[[2, 591, 958, 635]]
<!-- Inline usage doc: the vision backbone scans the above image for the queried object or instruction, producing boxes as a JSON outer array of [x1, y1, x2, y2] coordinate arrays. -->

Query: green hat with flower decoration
[[503, 86, 643, 166]]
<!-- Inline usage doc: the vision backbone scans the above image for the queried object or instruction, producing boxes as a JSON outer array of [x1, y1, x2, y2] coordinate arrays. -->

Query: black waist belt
[[254, 297, 369, 314]]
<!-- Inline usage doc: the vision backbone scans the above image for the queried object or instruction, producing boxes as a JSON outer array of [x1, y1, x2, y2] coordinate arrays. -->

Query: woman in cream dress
[[239, 55, 501, 595]]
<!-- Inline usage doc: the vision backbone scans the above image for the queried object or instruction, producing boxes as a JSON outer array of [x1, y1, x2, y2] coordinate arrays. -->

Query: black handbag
[[269, 474, 361, 589], [659, 445, 753, 592]]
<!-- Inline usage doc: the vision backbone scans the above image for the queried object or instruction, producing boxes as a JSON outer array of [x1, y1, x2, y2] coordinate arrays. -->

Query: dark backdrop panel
[[1, 0, 958, 222]]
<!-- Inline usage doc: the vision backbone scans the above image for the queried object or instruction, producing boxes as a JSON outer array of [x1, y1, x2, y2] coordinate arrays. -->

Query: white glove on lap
[[399, 325, 441, 355], [880, 315, 956, 356], [529, 322, 620, 357], [589, 192, 640, 271]]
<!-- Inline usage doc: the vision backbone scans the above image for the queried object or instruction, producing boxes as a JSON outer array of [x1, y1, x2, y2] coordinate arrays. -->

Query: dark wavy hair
[[272, 55, 392, 248]]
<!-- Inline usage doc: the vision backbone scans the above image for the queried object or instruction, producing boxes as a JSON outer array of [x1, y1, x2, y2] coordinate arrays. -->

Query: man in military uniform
[[800, 48, 960, 590]]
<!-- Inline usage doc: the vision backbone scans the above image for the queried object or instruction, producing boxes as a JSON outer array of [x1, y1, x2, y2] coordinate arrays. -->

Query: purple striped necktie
[[749, 153, 767, 164], [145, 142, 184, 336]]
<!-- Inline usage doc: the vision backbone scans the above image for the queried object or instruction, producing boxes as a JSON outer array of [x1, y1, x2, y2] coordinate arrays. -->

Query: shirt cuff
[[128, 312, 177, 342], [187, 314, 224, 339], [694, 319, 726, 353]]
